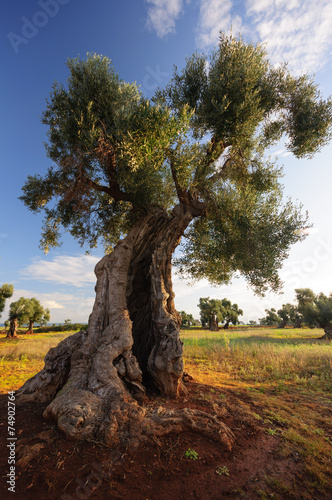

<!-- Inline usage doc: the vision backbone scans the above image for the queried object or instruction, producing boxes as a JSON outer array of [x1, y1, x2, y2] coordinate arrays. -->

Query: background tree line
[[259, 288, 332, 339]]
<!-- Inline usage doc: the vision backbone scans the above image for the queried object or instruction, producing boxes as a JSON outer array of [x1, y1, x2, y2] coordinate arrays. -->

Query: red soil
[[0, 380, 330, 499]]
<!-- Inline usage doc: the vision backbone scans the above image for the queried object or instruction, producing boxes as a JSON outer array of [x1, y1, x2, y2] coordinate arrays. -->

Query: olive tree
[[198, 297, 225, 330], [0, 283, 13, 317], [198, 297, 243, 330], [259, 308, 280, 326], [1, 283, 14, 336], [7, 296, 29, 338], [8, 297, 50, 336], [24, 297, 50, 334], [179, 311, 195, 327], [17, 34, 332, 448], [277, 303, 300, 328], [295, 288, 332, 339], [221, 299, 243, 329]]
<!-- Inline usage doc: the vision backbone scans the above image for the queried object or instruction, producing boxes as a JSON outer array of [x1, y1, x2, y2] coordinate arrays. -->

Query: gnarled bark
[[16, 205, 234, 450], [7, 318, 18, 338], [209, 313, 219, 331], [25, 320, 34, 334]]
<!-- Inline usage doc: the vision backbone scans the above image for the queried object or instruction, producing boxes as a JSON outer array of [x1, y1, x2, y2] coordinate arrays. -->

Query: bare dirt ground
[[1, 379, 331, 500]]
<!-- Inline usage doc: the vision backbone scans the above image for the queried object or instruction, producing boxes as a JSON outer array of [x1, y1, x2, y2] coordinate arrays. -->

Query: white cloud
[[246, 0, 332, 74], [145, 0, 332, 75], [21, 254, 101, 287], [13, 254, 103, 322], [196, 0, 243, 48], [43, 300, 65, 310], [146, 0, 185, 37]]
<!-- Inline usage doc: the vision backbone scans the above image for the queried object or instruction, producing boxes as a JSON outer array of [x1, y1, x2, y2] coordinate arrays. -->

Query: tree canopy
[[277, 303, 300, 328], [20, 33, 332, 295], [221, 299, 243, 329], [259, 307, 280, 326], [198, 297, 225, 327], [0, 283, 13, 317], [295, 288, 332, 334]]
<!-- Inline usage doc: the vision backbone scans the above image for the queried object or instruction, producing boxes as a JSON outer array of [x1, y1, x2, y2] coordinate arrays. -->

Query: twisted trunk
[[25, 320, 34, 334], [209, 313, 219, 331], [16, 205, 234, 450], [7, 318, 18, 338]]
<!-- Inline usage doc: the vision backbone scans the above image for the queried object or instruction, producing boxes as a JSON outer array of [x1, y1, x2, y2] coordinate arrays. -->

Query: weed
[[216, 466, 229, 476], [184, 448, 199, 460]]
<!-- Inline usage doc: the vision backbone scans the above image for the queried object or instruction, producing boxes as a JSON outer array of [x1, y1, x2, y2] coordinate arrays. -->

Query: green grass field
[[181, 327, 331, 390], [181, 327, 332, 492], [0, 327, 331, 493]]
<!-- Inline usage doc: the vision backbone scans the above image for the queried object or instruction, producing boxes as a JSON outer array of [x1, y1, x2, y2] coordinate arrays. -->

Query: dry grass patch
[[0, 331, 73, 393]]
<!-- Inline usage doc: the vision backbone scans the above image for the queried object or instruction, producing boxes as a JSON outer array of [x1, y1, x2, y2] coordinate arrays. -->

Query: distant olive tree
[[295, 288, 332, 339], [179, 311, 195, 327], [0, 283, 14, 318], [277, 303, 301, 328], [8, 297, 50, 337], [220, 299, 243, 329], [198, 297, 243, 330], [198, 297, 224, 330], [259, 308, 280, 326]]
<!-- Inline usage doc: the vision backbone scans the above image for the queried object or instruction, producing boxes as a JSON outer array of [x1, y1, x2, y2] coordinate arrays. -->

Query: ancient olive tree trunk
[[25, 321, 34, 334], [16, 205, 234, 450], [7, 319, 18, 338], [209, 313, 219, 331]]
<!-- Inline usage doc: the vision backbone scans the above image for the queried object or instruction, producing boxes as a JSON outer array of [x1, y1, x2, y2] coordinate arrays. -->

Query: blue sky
[[1, 0, 332, 324]]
